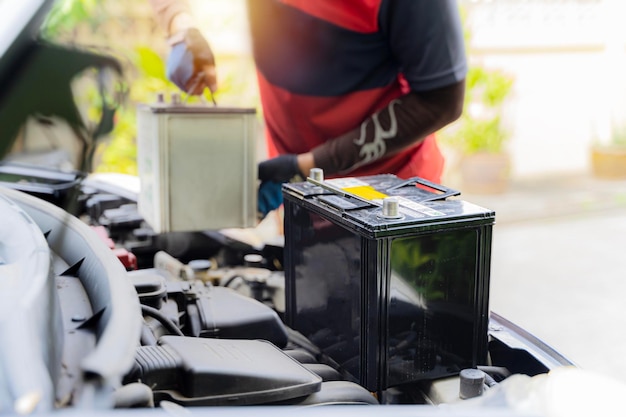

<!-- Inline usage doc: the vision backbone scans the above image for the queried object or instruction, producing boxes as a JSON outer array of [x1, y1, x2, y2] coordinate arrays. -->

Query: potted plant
[[439, 64, 515, 194], [590, 124, 626, 179]]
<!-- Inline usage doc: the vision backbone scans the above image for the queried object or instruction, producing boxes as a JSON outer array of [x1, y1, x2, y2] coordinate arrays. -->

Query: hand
[[258, 154, 302, 183], [166, 28, 217, 95], [257, 154, 302, 218], [257, 180, 283, 218]]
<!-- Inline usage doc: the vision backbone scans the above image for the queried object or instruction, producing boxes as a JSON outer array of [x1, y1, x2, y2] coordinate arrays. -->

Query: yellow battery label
[[325, 178, 389, 201], [324, 177, 445, 217], [342, 186, 388, 201]]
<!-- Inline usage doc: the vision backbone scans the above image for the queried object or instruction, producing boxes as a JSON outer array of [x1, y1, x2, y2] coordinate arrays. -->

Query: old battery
[[136, 103, 257, 233], [283, 174, 495, 393]]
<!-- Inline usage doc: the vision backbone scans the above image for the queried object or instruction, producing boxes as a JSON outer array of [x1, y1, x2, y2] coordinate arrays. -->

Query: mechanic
[[149, 0, 467, 216]]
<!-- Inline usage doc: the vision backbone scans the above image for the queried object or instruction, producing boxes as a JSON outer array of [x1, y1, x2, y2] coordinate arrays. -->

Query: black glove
[[258, 154, 302, 183], [166, 28, 216, 93]]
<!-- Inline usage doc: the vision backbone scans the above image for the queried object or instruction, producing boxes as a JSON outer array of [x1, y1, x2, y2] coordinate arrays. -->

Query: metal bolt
[[381, 197, 399, 218], [459, 369, 486, 399], [309, 168, 324, 182], [188, 259, 212, 272], [244, 254, 264, 267]]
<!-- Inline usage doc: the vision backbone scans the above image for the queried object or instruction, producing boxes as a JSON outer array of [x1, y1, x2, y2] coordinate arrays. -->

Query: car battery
[[136, 102, 257, 233], [283, 174, 495, 393]]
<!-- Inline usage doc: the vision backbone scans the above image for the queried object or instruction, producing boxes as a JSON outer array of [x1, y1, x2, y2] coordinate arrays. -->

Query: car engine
[[0, 163, 573, 414]]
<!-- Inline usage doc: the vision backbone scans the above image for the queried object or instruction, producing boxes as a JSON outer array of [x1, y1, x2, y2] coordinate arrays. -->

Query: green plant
[[41, 0, 260, 175], [93, 46, 175, 175], [439, 5, 514, 156], [609, 124, 626, 146], [440, 65, 514, 155], [42, 0, 99, 38]]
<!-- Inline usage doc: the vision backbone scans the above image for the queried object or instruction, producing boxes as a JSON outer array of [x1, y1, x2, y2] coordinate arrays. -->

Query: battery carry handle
[[387, 177, 461, 202]]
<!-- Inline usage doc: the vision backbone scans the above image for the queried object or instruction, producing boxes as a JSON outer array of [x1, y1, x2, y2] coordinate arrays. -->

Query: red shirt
[[247, 0, 466, 181]]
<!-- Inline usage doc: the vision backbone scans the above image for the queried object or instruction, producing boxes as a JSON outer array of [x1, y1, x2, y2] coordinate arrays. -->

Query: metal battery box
[[283, 175, 495, 393], [136, 104, 257, 233]]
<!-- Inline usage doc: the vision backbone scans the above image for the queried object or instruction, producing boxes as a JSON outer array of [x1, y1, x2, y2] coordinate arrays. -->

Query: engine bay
[[0, 164, 573, 414]]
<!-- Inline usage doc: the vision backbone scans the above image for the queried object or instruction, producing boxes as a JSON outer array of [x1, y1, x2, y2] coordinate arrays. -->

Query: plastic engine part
[[188, 285, 289, 348], [131, 336, 322, 405]]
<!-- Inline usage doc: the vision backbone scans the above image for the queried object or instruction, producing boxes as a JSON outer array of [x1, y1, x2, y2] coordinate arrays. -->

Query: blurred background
[[26, 0, 626, 385]]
